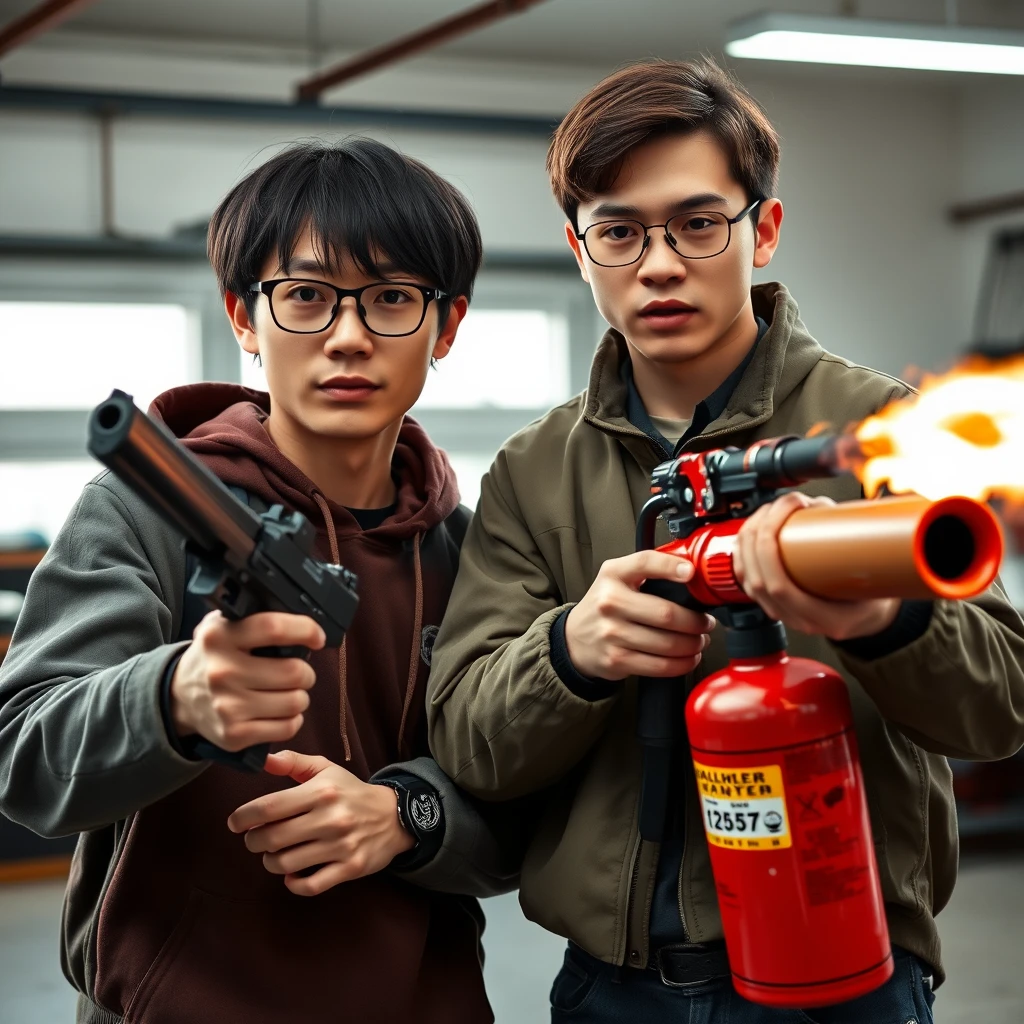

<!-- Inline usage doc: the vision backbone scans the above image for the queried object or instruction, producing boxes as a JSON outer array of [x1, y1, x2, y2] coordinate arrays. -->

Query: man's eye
[[376, 289, 414, 305], [287, 286, 328, 303], [600, 223, 639, 241], [682, 217, 717, 232]]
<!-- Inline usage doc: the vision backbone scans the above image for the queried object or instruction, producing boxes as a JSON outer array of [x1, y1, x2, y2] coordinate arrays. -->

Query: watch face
[[409, 792, 441, 833]]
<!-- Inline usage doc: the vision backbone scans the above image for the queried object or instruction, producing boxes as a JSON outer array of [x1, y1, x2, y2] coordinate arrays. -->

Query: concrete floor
[[1, 855, 1022, 1023]]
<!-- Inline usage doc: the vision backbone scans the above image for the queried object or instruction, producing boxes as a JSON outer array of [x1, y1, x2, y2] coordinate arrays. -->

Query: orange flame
[[853, 355, 1024, 502]]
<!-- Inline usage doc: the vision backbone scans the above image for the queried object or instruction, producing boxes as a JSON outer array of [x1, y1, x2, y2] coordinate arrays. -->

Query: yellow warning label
[[693, 761, 791, 851]]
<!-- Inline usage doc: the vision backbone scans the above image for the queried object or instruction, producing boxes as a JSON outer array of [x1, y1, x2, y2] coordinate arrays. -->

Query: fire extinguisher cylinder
[[686, 650, 893, 1008]]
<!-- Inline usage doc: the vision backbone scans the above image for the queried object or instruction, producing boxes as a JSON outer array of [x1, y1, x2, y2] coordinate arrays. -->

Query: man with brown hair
[[427, 57, 1024, 1021]]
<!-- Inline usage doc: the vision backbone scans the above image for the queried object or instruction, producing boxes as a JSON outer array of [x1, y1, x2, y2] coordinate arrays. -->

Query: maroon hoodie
[[89, 384, 491, 1023]]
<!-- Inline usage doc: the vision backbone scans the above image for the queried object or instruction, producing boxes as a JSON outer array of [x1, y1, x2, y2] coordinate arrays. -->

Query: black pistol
[[87, 389, 359, 773]]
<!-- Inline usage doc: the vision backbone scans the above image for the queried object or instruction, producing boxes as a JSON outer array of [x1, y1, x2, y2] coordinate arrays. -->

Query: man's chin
[[305, 410, 390, 442], [628, 329, 715, 364]]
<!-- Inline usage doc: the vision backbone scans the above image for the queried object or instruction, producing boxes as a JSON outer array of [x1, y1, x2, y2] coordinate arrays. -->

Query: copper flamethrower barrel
[[778, 493, 1003, 601], [652, 433, 1005, 606]]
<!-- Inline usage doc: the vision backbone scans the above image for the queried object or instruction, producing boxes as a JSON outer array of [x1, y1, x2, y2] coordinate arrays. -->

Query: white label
[[693, 761, 792, 851]]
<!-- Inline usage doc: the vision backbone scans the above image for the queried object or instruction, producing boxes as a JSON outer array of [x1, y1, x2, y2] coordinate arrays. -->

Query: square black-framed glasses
[[248, 279, 449, 337]]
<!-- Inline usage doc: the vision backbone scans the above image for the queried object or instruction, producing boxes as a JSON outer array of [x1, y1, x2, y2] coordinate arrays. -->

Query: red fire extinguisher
[[636, 434, 1002, 1008]]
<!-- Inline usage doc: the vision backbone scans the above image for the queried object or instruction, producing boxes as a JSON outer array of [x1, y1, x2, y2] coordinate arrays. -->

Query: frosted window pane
[[0, 461, 102, 544], [0, 303, 196, 411], [239, 310, 568, 410], [241, 353, 269, 392], [417, 310, 568, 409], [446, 453, 494, 510]]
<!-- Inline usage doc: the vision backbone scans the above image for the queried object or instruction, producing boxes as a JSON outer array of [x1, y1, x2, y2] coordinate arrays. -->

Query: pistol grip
[[199, 645, 311, 772]]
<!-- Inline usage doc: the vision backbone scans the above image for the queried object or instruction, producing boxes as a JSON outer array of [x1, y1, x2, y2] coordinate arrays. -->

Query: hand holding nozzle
[[733, 492, 902, 642]]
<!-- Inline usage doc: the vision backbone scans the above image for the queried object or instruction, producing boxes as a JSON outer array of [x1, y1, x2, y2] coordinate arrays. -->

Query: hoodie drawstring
[[311, 493, 426, 764], [312, 492, 352, 763], [396, 532, 424, 760]]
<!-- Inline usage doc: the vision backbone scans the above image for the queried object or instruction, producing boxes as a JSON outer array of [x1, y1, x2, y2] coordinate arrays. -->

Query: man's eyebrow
[[279, 257, 406, 279], [587, 192, 731, 221], [280, 258, 331, 277]]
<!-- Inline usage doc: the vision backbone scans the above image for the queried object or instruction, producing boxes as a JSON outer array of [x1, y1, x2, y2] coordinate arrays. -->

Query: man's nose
[[323, 298, 373, 356], [637, 228, 687, 282]]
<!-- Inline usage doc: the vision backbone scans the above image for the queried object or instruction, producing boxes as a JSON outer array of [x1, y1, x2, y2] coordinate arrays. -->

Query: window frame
[[0, 255, 233, 461], [410, 266, 600, 455], [0, 257, 604, 490]]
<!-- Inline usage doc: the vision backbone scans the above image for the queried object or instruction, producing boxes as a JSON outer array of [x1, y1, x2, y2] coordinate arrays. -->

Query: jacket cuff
[[158, 644, 204, 761], [832, 600, 934, 661], [549, 609, 618, 701]]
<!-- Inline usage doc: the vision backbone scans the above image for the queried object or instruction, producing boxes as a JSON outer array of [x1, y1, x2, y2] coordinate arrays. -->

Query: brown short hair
[[547, 57, 780, 227]]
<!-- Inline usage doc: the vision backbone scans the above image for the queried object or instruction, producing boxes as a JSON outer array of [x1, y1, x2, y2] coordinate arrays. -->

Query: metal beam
[[0, 234, 578, 273], [949, 190, 1024, 224], [0, 234, 208, 261], [296, 0, 550, 101], [0, 0, 99, 57], [0, 84, 558, 137], [0, 410, 90, 461]]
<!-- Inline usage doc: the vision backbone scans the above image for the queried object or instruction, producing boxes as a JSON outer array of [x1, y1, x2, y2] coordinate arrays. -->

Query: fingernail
[[706, 615, 717, 631], [676, 560, 693, 579]]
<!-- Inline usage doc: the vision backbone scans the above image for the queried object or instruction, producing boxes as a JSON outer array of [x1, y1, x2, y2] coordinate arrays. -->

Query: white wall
[[2, 32, 1020, 381], [955, 77, 1024, 348]]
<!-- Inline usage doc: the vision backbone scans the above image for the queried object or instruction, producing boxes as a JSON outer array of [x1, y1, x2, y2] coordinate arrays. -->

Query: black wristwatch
[[372, 772, 445, 869]]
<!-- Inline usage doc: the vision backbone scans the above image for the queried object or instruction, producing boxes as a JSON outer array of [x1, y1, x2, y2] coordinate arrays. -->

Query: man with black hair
[[428, 58, 1024, 1022], [0, 138, 506, 1024]]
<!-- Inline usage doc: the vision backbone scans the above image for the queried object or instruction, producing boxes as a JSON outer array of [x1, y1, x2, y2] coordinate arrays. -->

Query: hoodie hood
[[149, 382, 460, 542]]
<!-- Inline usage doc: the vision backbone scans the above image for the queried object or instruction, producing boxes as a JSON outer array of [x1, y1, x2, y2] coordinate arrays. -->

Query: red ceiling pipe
[[295, 0, 551, 102], [0, 0, 100, 57]]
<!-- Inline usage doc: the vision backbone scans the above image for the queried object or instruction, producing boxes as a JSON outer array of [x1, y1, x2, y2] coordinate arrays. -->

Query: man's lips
[[639, 300, 698, 317], [317, 377, 381, 401], [638, 301, 699, 330]]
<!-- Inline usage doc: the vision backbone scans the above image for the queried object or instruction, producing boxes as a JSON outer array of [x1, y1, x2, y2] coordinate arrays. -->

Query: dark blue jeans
[[550, 943, 936, 1023]]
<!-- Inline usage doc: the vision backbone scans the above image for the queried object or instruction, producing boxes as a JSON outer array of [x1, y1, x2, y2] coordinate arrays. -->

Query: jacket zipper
[[614, 422, 761, 958], [625, 831, 642, 945]]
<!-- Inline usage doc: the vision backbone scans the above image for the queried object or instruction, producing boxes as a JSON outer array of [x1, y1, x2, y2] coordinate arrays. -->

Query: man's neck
[[265, 411, 399, 509], [628, 306, 761, 421]]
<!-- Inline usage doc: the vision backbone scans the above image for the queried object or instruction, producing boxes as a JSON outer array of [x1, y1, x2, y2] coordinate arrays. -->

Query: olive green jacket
[[427, 283, 1024, 986]]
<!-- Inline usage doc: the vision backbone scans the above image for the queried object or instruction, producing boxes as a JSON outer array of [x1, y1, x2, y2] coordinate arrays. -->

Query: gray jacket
[[0, 471, 515, 1022]]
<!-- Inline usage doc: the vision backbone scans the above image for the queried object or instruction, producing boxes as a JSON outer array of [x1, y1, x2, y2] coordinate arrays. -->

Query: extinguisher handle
[[635, 576, 702, 843], [641, 576, 704, 610]]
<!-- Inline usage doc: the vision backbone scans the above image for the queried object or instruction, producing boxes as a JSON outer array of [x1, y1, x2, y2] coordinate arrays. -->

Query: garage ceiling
[[3, 0, 1024, 68]]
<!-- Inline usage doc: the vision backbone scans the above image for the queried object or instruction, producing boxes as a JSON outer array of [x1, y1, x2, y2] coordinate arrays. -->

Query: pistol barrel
[[87, 390, 261, 562]]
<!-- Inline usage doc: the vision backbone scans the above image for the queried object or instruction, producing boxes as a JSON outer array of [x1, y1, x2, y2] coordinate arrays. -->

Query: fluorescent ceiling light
[[726, 13, 1024, 75]]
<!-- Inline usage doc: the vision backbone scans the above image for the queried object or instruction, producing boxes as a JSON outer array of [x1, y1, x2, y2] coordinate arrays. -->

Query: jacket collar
[[622, 318, 766, 458], [583, 283, 826, 447]]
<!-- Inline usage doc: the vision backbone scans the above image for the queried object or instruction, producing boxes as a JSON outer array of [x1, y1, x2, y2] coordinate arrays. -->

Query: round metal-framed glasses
[[576, 200, 762, 268]]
